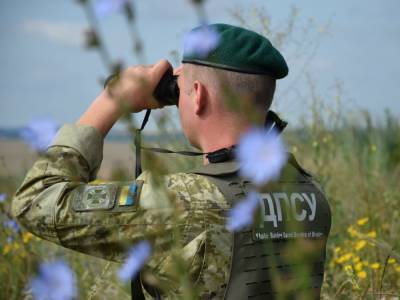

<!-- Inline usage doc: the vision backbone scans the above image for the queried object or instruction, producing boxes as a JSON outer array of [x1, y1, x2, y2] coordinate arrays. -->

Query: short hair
[[183, 64, 276, 112]]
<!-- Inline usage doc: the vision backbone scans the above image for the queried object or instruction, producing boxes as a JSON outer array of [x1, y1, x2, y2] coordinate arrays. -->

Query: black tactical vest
[[192, 154, 331, 299]]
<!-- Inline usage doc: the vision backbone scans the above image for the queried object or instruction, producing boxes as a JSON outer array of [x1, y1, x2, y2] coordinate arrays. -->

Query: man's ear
[[193, 80, 207, 115]]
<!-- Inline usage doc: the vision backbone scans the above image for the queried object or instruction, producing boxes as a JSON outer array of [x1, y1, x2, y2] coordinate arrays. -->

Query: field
[[0, 109, 399, 299]]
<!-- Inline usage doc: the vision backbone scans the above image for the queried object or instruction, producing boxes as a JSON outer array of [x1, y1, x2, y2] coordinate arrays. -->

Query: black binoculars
[[104, 69, 179, 106], [153, 68, 179, 106]]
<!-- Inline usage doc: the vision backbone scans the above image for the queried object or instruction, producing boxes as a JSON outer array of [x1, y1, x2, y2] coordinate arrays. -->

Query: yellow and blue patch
[[118, 181, 143, 208]]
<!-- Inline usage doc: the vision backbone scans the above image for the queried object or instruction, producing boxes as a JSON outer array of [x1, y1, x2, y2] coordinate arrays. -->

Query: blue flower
[[94, 0, 128, 18], [118, 240, 152, 282], [226, 191, 260, 232], [4, 219, 20, 233], [183, 25, 220, 58], [236, 127, 288, 186], [0, 193, 6, 203], [30, 259, 77, 300], [20, 117, 58, 153]]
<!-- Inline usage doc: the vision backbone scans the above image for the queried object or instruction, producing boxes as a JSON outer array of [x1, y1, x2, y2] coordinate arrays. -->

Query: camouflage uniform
[[12, 124, 232, 298]]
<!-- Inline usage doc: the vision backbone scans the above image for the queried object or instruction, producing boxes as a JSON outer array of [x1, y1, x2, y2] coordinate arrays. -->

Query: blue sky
[[0, 0, 399, 130]]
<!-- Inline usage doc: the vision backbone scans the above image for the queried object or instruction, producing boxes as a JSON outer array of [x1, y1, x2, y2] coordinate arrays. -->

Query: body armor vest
[[192, 154, 331, 299]]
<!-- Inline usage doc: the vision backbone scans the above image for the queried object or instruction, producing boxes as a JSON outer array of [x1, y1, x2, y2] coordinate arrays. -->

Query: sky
[[0, 0, 399, 131]]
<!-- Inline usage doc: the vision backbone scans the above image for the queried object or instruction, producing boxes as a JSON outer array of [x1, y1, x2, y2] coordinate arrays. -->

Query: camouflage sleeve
[[11, 124, 232, 297], [11, 124, 187, 262]]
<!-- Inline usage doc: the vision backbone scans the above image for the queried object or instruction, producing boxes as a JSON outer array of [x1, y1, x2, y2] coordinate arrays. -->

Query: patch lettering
[[253, 192, 324, 241]]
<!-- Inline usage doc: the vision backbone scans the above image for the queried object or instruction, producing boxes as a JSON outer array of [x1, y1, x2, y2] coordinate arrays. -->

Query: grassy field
[[0, 109, 399, 299]]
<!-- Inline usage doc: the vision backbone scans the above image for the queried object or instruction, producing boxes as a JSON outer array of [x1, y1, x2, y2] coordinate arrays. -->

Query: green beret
[[182, 23, 288, 79]]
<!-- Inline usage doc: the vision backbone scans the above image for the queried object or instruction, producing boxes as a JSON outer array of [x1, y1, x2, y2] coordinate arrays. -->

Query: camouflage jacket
[[12, 124, 232, 299]]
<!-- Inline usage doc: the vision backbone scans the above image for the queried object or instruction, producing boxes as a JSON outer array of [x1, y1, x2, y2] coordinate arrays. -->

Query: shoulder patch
[[114, 181, 143, 212], [71, 181, 144, 212], [72, 184, 117, 212]]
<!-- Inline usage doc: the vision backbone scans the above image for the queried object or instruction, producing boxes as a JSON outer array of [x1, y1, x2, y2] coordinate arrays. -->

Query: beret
[[182, 23, 288, 79]]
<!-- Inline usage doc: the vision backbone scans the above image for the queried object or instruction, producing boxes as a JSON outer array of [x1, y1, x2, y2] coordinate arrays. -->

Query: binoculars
[[153, 68, 180, 106], [104, 68, 179, 106]]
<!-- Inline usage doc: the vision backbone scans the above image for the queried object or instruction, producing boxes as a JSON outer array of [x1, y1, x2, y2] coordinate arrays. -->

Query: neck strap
[[136, 110, 287, 166]]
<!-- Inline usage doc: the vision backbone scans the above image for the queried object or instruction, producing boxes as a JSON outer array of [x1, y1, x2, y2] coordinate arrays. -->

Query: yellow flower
[[371, 145, 377, 152], [13, 242, 20, 250], [357, 271, 367, 279], [2, 244, 12, 255], [357, 217, 369, 226], [337, 253, 353, 264], [366, 231, 377, 238], [388, 258, 396, 264], [22, 232, 34, 244], [363, 261, 369, 267], [334, 247, 342, 253], [355, 262, 363, 272], [370, 263, 380, 270], [355, 240, 367, 251], [344, 265, 352, 272], [347, 226, 359, 237], [352, 256, 361, 263]]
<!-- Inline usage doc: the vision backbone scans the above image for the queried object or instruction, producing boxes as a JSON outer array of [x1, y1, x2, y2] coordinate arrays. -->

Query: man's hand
[[107, 60, 172, 113], [77, 60, 171, 137]]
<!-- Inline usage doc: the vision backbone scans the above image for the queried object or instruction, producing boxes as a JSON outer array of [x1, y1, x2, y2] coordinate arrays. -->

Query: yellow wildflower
[[344, 265, 352, 272], [352, 256, 361, 263], [337, 253, 353, 264], [354, 262, 363, 272], [370, 263, 380, 270], [371, 145, 377, 152], [355, 240, 367, 251], [357, 217, 369, 226], [357, 271, 367, 279], [13, 242, 20, 250], [366, 231, 377, 238], [347, 226, 359, 237], [388, 258, 396, 264], [334, 247, 342, 253], [363, 261, 369, 267], [22, 232, 34, 244], [2, 244, 12, 255]]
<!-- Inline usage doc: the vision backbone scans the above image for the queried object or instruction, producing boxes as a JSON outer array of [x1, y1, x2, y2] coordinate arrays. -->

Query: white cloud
[[21, 20, 83, 47]]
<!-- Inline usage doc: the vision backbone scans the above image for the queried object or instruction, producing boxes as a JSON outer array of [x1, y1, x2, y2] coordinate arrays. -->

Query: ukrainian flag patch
[[117, 181, 143, 208]]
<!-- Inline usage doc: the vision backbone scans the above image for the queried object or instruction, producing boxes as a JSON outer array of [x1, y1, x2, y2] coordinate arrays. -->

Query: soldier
[[12, 24, 331, 299]]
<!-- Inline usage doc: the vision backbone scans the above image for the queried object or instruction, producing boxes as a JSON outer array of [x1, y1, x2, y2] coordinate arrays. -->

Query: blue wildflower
[[236, 127, 288, 186], [183, 25, 220, 58], [30, 259, 77, 300], [4, 219, 20, 233], [0, 193, 6, 203], [95, 0, 128, 18], [226, 191, 260, 232], [118, 240, 152, 282], [20, 117, 58, 152]]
